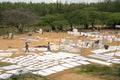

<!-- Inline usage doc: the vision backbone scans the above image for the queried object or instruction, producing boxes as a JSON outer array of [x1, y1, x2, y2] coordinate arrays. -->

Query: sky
[[0, 0, 104, 3]]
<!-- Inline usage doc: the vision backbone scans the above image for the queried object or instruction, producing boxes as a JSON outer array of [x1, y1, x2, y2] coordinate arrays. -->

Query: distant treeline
[[0, 0, 120, 33]]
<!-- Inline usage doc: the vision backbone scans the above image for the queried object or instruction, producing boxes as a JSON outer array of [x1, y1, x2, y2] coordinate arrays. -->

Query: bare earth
[[50, 73, 103, 80], [48, 68, 104, 80]]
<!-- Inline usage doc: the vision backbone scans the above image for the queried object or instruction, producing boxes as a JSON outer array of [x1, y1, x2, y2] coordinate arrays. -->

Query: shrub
[[76, 64, 120, 80]]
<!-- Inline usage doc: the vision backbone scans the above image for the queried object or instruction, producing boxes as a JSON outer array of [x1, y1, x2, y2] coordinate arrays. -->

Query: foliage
[[97, 0, 120, 12], [40, 14, 66, 31], [1, 10, 39, 25], [0, 62, 12, 67], [1, 10, 39, 33], [76, 64, 120, 80], [111, 64, 120, 77], [9, 73, 50, 80], [0, 0, 120, 33], [107, 13, 120, 28]]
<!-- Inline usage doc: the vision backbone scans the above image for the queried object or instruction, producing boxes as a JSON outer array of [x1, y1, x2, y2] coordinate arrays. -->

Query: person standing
[[47, 42, 51, 51], [25, 42, 29, 52]]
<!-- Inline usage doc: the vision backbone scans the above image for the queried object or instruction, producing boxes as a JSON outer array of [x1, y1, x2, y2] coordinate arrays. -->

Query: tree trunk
[[113, 23, 116, 29], [84, 24, 89, 29], [70, 23, 73, 31], [50, 24, 56, 31], [92, 22, 94, 28]]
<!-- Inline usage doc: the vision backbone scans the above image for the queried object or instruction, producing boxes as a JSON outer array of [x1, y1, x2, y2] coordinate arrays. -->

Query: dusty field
[[0, 30, 119, 80], [48, 67, 104, 80]]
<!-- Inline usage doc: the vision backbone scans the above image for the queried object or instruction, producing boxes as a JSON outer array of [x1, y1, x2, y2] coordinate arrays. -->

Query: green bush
[[9, 73, 50, 80], [76, 64, 120, 80], [0, 62, 12, 67], [77, 64, 110, 74], [111, 64, 120, 76]]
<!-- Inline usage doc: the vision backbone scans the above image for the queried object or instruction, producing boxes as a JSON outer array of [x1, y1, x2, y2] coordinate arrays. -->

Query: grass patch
[[8, 73, 50, 80], [0, 62, 12, 67], [76, 64, 120, 80]]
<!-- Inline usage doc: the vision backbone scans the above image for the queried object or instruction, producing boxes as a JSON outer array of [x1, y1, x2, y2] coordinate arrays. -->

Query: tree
[[89, 11, 100, 28], [0, 1, 120, 31], [1, 10, 39, 33], [98, 12, 110, 25], [64, 10, 81, 31], [107, 13, 120, 28], [78, 10, 90, 29], [0, 12, 2, 24], [40, 14, 57, 31], [40, 14, 66, 31]]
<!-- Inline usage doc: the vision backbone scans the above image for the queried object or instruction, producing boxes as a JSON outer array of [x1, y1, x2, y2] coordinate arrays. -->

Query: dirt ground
[[49, 73, 103, 80], [47, 67, 104, 80], [0, 29, 119, 80]]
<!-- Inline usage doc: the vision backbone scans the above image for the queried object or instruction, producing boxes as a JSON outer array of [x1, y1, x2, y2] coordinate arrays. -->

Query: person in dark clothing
[[47, 42, 51, 51], [25, 42, 29, 52]]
